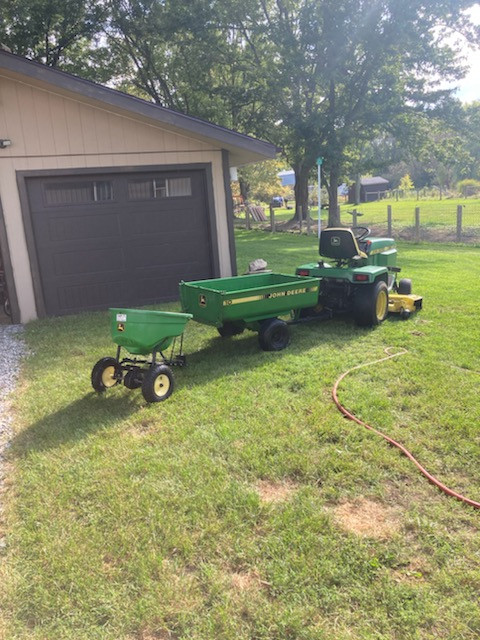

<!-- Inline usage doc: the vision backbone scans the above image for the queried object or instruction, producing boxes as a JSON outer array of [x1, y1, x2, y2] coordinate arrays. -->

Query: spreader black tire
[[91, 357, 120, 392], [353, 280, 389, 327], [217, 321, 245, 337], [258, 318, 290, 351], [124, 368, 143, 390], [398, 278, 412, 295], [141, 364, 174, 403]]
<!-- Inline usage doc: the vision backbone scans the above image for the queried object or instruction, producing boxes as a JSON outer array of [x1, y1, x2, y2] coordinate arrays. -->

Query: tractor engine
[[319, 278, 353, 312]]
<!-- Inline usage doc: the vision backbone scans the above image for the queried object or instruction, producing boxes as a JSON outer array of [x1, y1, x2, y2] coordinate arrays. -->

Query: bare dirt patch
[[137, 630, 177, 640], [230, 570, 270, 593], [332, 497, 401, 539], [255, 479, 298, 504]]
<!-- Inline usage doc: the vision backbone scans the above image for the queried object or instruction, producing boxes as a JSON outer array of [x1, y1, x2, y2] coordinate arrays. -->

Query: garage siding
[[25, 168, 214, 315]]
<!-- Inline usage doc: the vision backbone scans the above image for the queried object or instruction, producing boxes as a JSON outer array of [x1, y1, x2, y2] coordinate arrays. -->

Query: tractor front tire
[[141, 364, 174, 403], [258, 318, 290, 351], [91, 357, 120, 392], [398, 278, 412, 295], [354, 280, 389, 327], [217, 321, 245, 337]]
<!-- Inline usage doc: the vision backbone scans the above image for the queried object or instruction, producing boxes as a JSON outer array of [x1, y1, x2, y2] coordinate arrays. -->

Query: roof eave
[[0, 51, 276, 165]]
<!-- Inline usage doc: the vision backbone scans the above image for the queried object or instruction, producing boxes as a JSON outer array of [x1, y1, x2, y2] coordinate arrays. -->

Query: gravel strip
[[0, 324, 26, 469]]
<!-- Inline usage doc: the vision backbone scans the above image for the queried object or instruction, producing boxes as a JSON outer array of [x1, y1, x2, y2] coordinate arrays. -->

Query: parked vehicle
[[270, 196, 284, 208]]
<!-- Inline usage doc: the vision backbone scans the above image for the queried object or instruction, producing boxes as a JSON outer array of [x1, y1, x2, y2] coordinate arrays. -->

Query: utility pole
[[316, 156, 323, 237]]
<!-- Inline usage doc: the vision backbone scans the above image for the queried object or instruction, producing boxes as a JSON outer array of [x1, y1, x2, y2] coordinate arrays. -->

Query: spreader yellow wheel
[[142, 364, 174, 403], [91, 357, 120, 392]]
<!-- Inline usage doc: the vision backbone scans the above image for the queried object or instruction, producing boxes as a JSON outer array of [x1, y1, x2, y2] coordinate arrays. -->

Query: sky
[[452, 4, 480, 103]]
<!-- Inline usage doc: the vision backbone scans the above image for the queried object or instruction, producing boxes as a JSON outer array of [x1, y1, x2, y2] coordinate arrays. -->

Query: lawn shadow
[[10, 317, 367, 457], [9, 392, 139, 458]]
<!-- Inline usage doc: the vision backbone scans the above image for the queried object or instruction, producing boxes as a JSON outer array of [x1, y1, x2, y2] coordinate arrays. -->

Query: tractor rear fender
[[350, 266, 388, 285]]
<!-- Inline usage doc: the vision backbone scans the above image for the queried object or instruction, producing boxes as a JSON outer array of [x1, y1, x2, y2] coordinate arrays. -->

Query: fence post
[[352, 208, 358, 227], [395, 189, 399, 201], [298, 206, 303, 233], [456, 205, 463, 242], [270, 204, 275, 233], [306, 207, 311, 235], [415, 207, 420, 243], [387, 205, 392, 236], [246, 205, 251, 230]]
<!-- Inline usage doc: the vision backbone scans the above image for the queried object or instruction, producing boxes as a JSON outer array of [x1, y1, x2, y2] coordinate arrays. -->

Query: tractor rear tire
[[258, 318, 290, 351], [398, 278, 412, 295], [217, 321, 245, 337], [353, 280, 389, 327]]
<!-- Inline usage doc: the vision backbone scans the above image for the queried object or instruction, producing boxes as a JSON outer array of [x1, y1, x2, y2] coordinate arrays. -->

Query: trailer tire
[[353, 281, 389, 327], [258, 318, 290, 351], [142, 364, 174, 402], [217, 321, 245, 337], [124, 368, 143, 389], [91, 357, 121, 392], [398, 278, 412, 295]]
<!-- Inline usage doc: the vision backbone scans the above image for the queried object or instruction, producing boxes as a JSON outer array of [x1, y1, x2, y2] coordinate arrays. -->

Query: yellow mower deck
[[388, 293, 423, 315]]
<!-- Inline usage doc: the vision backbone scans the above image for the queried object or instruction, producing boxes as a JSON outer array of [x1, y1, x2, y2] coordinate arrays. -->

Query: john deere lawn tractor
[[295, 226, 422, 325]]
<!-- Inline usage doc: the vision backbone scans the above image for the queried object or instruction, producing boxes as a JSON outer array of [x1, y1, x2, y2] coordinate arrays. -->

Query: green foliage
[[237, 160, 290, 203], [399, 174, 414, 191], [0, 0, 108, 71], [457, 178, 480, 196]]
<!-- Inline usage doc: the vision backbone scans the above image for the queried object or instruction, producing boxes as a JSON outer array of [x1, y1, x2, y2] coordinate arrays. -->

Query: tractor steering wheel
[[351, 226, 371, 241]]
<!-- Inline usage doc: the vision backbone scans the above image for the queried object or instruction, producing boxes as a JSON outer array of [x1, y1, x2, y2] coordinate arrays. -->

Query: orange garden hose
[[332, 348, 480, 509]]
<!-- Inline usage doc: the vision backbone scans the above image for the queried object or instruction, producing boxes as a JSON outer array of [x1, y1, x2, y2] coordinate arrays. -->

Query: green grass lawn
[[1, 231, 480, 639], [251, 198, 480, 232]]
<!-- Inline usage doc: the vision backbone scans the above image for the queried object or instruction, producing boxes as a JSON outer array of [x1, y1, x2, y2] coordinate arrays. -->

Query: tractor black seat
[[319, 228, 367, 260]]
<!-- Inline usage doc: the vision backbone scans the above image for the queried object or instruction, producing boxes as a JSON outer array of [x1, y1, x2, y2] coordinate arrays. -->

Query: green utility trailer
[[179, 272, 320, 351]]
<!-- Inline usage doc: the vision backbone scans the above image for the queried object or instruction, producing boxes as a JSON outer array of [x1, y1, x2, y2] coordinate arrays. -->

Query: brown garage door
[[25, 168, 215, 315]]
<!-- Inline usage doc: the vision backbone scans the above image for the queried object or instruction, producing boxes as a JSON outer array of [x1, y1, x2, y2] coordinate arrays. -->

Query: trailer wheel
[[353, 281, 389, 327], [258, 318, 290, 351], [217, 321, 245, 337], [124, 368, 143, 390], [142, 364, 174, 402], [91, 357, 120, 392], [398, 278, 412, 295]]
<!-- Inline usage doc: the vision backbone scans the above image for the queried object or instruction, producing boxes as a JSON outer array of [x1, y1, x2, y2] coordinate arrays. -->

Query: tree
[[237, 159, 290, 203], [0, 0, 111, 79], [399, 174, 414, 191], [221, 0, 477, 225]]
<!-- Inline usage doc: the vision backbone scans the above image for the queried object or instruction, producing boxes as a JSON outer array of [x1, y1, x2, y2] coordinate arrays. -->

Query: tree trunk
[[327, 166, 341, 227], [239, 177, 249, 203], [293, 165, 310, 222], [354, 172, 361, 205]]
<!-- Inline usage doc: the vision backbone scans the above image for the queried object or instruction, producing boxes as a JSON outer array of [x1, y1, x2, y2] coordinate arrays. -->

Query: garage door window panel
[[44, 180, 114, 206], [127, 177, 191, 201]]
